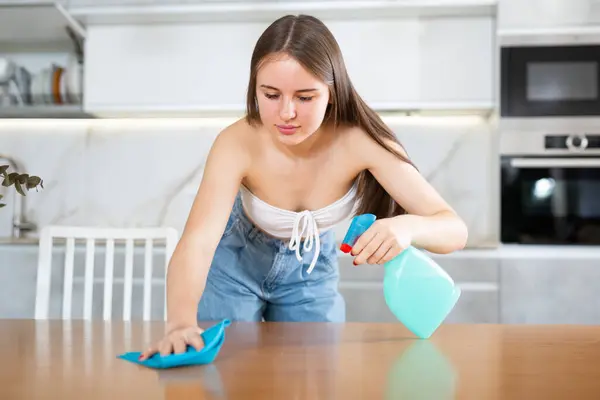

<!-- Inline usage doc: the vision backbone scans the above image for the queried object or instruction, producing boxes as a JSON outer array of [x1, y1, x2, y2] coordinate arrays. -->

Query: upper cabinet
[[79, 1, 496, 117], [83, 15, 495, 117], [1, 0, 497, 118], [82, 22, 262, 117], [417, 16, 494, 108], [497, 0, 600, 46], [498, 0, 600, 31], [68, 0, 496, 23], [328, 16, 494, 111]]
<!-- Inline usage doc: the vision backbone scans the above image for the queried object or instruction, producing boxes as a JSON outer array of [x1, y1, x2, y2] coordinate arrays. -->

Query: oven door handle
[[510, 158, 600, 168]]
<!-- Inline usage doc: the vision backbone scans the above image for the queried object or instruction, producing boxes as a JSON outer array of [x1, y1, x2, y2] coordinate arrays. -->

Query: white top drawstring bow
[[288, 210, 321, 274]]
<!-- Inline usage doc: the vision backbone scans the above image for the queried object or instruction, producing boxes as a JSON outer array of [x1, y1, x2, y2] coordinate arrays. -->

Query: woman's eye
[[263, 93, 313, 101]]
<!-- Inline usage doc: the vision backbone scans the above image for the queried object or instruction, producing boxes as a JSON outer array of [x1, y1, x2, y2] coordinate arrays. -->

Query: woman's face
[[255, 53, 331, 147]]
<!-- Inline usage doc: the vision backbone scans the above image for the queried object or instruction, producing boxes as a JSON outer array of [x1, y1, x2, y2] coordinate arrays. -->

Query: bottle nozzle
[[340, 214, 376, 253]]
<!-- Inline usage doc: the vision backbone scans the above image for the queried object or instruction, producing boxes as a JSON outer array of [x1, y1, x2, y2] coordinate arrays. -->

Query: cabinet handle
[[510, 158, 600, 168]]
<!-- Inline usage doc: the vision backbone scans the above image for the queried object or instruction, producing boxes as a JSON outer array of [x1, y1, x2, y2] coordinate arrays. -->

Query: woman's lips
[[276, 124, 299, 135]]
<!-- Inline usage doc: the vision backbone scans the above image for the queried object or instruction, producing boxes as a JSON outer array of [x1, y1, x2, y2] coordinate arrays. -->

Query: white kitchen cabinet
[[0, 0, 496, 118], [498, 0, 600, 31], [500, 256, 600, 324], [69, 0, 496, 23], [418, 16, 494, 107], [83, 19, 425, 116], [83, 22, 265, 116], [338, 254, 500, 324], [328, 19, 422, 108], [84, 17, 494, 116], [330, 16, 494, 109]]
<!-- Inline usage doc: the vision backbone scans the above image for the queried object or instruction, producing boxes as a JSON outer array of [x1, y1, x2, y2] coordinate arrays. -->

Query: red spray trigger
[[339, 214, 377, 253]]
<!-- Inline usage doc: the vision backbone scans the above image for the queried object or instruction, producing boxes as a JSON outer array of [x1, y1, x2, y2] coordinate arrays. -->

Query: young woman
[[140, 14, 467, 360]]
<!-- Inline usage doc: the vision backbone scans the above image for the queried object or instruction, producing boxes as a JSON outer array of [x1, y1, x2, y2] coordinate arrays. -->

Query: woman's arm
[[166, 122, 250, 330], [351, 128, 468, 258]]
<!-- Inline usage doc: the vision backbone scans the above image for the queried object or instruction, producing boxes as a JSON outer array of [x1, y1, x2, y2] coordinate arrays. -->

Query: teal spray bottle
[[340, 214, 461, 339]]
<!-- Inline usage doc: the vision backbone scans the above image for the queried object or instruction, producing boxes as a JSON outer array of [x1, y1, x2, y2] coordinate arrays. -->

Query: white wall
[[0, 114, 497, 247]]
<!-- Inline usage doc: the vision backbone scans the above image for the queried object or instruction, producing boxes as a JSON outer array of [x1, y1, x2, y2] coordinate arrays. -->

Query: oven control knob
[[566, 134, 588, 151]]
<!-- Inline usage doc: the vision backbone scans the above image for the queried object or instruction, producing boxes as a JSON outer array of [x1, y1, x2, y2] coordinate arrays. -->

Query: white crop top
[[239, 182, 358, 274]]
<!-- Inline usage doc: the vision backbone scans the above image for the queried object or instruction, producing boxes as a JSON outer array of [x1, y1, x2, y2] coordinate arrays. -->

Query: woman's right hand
[[139, 325, 205, 361]]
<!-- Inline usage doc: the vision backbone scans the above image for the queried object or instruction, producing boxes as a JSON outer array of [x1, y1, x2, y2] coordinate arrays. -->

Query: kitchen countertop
[[3, 235, 600, 259], [425, 244, 600, 259], [2, 320, 599, 399]]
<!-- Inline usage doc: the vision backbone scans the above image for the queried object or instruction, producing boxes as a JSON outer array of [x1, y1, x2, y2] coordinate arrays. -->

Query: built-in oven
[[501, 130, 600, 245], [500, 42, 600, 117]]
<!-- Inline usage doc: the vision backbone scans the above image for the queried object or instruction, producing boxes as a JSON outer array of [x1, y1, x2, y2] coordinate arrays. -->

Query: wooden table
[[2, 320, 600, 399]]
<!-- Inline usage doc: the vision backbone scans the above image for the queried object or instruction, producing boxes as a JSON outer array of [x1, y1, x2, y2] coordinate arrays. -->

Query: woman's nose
[[279, 100, 296, 120]]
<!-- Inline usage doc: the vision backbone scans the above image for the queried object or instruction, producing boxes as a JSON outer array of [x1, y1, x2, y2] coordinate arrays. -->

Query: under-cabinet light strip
[[0, 115, 487, 130]]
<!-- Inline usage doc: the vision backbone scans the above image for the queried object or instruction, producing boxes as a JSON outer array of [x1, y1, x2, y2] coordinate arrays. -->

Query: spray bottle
[[340, 214, 461, 339]]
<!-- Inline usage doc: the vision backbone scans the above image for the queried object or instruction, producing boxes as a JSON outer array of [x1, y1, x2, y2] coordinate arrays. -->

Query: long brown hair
[[245, 14, 418, 219]]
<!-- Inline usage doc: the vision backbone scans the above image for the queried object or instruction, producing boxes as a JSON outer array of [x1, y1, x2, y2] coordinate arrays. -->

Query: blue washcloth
[[117, 319, 231, 369]]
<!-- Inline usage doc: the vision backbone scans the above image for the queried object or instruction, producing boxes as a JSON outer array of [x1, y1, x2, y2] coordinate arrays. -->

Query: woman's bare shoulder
[[332, 124, 376, 163], [217, 117, 255, 140], [211, 117, 259, 160], [340, 124, 409, 166]]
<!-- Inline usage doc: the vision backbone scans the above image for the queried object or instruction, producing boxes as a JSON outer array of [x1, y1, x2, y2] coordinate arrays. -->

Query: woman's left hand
[[351, 216, 413, 265]]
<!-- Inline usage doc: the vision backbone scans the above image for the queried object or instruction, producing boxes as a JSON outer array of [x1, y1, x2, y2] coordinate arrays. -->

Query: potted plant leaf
[[0, 164, 43, 208]]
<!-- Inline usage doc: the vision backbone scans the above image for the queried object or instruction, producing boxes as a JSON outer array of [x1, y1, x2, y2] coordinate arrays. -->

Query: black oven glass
[[501, 158, 600, 244]]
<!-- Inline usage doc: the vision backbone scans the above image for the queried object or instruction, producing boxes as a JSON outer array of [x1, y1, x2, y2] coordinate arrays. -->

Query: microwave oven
[[500, 43, 600, 117]]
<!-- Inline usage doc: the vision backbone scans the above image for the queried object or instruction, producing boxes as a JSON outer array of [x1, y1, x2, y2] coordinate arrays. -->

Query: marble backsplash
[[0, 115, 498, 247]]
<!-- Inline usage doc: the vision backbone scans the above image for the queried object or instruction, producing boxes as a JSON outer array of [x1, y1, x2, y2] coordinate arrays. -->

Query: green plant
[[0, 164, 43, 208]]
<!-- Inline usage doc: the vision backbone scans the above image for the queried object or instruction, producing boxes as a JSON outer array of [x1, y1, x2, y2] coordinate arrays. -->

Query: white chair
[[34, 225, 179, 321]]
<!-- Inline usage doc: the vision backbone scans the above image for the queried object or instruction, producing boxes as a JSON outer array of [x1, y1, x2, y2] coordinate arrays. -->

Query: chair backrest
[[35, 225, 179, 321]]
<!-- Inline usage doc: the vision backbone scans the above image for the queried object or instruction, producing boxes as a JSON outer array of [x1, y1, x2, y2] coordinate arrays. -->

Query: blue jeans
[[196, 193, 345, 322]]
